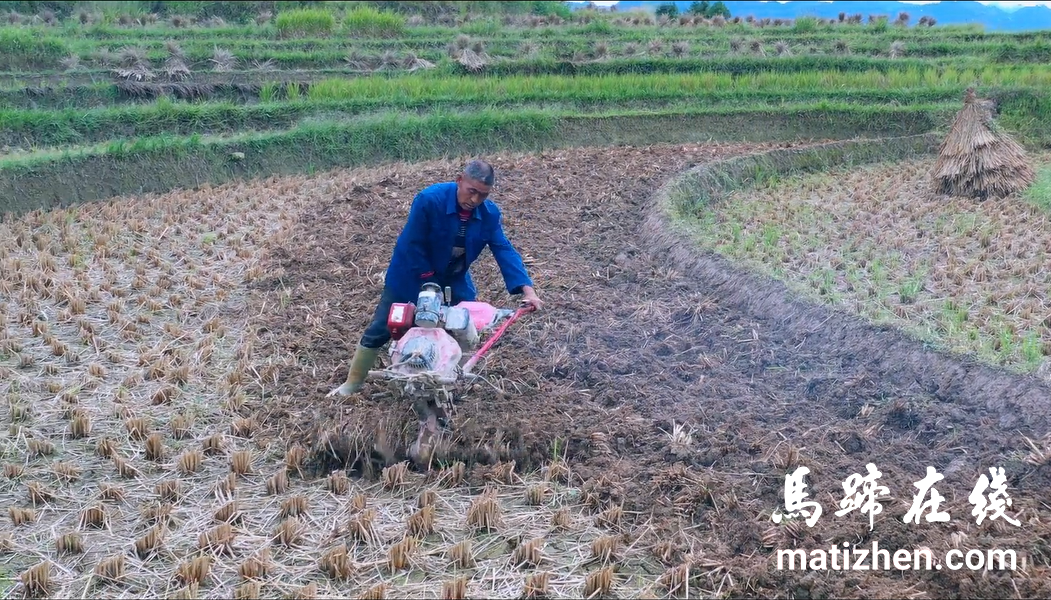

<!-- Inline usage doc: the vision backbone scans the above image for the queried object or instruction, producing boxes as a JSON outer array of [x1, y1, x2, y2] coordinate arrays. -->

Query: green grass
[[274, 9, 336, 38], [6, 86, 1011, 148], [0, 82, 1028, 117], [343, 6, 406, 38], [1023, 162, 1051, 212], [3, 55, 996, 85], [300, 67, 1051, 100], [0, 27, 69, 69], [0, 106, 953, 216], [34, 31, 1051, 54], [666, 144, 1051, 373], [0, 14, 1017, 41], [0, 103, 945, 171], [33, 39, 1051, 71], [11, 65, 1051, 142], [5, 20, 1051, 70]]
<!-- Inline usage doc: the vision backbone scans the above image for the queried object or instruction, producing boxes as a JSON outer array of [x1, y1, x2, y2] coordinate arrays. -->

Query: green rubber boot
[[327, 344, 380, 397]]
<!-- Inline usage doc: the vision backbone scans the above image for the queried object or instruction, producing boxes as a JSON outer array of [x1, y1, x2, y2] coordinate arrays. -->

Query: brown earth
[[246, 141, 1051, 598]]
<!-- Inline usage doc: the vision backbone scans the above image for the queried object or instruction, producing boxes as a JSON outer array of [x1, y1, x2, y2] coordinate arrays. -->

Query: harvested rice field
[[681, 153, 1051, 373], [3, 141, 1051, 600]]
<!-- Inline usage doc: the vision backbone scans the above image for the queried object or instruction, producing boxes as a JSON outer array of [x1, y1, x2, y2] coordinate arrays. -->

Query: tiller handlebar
[[461, 303, 536, 375]]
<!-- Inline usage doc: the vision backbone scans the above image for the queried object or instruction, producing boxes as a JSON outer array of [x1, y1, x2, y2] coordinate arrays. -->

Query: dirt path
[[248, 142, 1051, 598]]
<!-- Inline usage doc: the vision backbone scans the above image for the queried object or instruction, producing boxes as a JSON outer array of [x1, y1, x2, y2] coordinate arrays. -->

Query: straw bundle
[[402, 53, 436, 72], [455, 48, 487, 72], [931, 88, 1035, 200]]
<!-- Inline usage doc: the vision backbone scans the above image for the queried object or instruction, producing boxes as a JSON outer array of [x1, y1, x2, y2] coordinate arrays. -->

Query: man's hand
[[520, 286, 543, 311]]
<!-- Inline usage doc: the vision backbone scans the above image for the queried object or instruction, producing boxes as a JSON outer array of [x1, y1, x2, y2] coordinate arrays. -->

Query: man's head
[[455, 159, 494, 211]]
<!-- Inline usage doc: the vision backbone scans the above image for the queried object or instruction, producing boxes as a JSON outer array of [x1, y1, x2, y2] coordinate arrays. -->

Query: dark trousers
[[359, 284, 474, 349]]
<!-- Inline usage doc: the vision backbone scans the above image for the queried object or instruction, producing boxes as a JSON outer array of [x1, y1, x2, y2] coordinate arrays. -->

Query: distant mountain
[[571, 1, 1051, 31]]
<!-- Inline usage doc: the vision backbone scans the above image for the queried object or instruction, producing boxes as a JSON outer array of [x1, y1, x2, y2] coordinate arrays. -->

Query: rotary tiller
[[366, 282, 535, 464]]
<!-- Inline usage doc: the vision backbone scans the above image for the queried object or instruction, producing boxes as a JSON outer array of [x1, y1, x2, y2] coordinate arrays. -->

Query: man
[[328, 159, 543, 397]]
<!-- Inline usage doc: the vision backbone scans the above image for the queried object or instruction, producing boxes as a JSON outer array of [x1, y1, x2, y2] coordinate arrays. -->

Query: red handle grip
[[462, 304, 534, 374]]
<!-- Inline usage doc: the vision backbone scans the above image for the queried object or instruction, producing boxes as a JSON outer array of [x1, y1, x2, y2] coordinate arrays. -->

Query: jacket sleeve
[[400, 192, 439, 284], [486, 205, 533, 295]]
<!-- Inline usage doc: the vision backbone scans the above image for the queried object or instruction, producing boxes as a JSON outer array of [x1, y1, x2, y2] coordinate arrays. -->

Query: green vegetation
[[274, 8, 336, 38], [344, 5, 406, 37], [661, 139, 1051, 373], [0, 1, 1049, 214], [1023, 163, 1051, 212], [6, 31, 1051, 68], [7, 67, 1051, 148]]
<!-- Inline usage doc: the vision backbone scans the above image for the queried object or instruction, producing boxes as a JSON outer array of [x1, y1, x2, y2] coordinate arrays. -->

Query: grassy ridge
[[36, 33, 1051, 56], [1, 104, 949, 166], [294, 67, 1051, 98], [3, 22, 1019, 43], [662, 140, 1051, 372], [3, 13, 1048, 213], [0, 96, 973, 147], [0, 56, 995, 85], [662, 135, 941, 218], [454, 56, 986, 77], [1, 81, 1037, 113], [51, 31, 1043, 46], [0, 104, 948, 212], [4, 66, 1051, 147], [6, 41, 1050, 72], [4, 20, 1051, 69], [0, 56, 1010, 106]]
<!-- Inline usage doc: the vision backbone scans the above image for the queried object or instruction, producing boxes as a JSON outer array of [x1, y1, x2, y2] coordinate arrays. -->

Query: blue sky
[[583, 1, 1051, 5]]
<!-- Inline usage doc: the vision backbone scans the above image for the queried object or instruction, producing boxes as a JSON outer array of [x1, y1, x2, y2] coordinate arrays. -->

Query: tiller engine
[[366, 282, 535, 465]]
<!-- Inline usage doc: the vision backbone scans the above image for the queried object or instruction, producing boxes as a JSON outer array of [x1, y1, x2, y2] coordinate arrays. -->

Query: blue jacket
[[385, 182, 533, 302]]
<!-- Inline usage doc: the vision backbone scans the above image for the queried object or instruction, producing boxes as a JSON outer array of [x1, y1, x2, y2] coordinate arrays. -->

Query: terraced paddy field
[[2, 3, 1051, 599]]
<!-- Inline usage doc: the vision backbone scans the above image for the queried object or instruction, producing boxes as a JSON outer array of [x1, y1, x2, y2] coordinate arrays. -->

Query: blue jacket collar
[[445, 182, 484, 220]]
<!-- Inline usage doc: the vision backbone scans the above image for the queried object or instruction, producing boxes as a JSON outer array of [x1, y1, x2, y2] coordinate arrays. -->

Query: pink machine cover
[[391, 328, 463, 378], [455, 301, 502, 333], [388, 302, 504, 377]]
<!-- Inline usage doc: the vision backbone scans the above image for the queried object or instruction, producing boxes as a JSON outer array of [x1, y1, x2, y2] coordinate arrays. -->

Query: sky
[[581, 1, 1051, 5]]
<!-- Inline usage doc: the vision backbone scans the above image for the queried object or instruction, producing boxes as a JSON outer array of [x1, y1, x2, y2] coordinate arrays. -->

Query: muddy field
[[3, 141, 1050, 599], [248, 142, 1051, 598]]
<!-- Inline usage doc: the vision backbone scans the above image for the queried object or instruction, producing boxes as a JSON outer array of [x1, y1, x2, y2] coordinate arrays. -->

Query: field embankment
[[0, 104, 955, 214]]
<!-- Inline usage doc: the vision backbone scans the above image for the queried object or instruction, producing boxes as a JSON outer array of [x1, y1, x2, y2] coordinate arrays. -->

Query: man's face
[[456, 174, 490, 211]]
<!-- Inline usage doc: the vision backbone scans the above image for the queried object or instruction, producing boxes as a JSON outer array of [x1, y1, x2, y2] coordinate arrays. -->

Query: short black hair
[[464, 159, 495, 186]]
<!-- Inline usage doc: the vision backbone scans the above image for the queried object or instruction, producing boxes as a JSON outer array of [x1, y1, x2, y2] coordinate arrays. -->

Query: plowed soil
[[248, 142, 1051, 598]]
